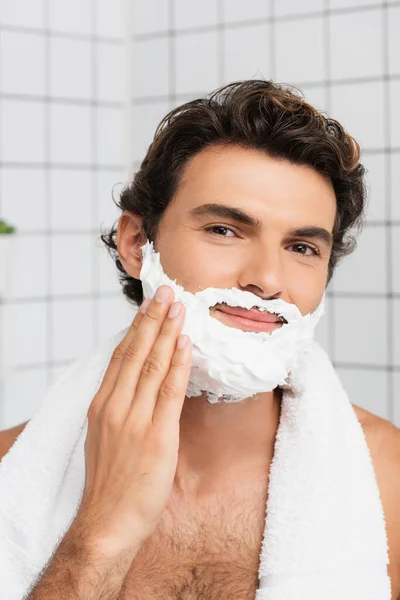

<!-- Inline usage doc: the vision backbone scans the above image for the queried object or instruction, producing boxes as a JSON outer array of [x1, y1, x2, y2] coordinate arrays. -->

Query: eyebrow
[[189, 203, 333, 248]]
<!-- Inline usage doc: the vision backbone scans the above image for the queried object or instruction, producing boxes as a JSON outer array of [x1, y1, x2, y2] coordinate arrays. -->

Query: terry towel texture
[[0, 326, 392, 599]]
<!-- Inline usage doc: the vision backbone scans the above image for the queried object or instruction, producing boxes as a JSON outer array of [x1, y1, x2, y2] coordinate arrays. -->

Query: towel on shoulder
[[0, 327, 392, 600]]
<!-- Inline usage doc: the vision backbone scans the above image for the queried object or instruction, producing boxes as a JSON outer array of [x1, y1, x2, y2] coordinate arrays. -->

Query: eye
[[204, 225, 237, 237], [288, 243, 320, 257]]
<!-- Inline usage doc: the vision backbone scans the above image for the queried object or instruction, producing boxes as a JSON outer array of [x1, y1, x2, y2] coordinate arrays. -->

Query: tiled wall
[[131, 0, 400, 426], [0, 0, 134, 428]]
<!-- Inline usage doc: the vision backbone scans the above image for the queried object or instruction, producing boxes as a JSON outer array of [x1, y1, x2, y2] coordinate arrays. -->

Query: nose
[[237, 244, 285, 299]]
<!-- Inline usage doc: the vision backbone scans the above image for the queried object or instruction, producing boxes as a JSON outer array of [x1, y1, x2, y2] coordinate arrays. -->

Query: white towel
[[0, 326, 392, 600]]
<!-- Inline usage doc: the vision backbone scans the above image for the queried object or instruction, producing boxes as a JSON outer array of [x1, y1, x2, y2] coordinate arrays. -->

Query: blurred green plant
[[0, 219, 16, 234]]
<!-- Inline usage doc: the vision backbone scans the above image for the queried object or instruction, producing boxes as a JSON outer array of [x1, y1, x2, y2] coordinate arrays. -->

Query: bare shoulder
[[0, 421, 29, 461], [351, 404, 400, 600]]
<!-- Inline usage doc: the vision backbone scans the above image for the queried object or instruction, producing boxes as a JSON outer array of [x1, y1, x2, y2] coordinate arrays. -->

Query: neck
[[173, 387, 282, 498]]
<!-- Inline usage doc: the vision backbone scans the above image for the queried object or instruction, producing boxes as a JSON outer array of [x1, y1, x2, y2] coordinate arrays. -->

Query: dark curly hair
[[100, 79, 366, 307]]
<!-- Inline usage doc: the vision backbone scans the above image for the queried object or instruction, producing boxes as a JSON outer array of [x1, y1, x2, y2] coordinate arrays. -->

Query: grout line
[[132, 1, 400, 41], [217, 0, 225, 85], [0, 162, 125, 171], [0, 23, 124, 44], [324, 0, 336, 363], [0, 19, 4, 412], [129, 74, 400, 105], [0, 92, 124, 108], [168, 0, 177, 107], [382, 1, 394, 422], [44, 0, 53, 389], [1, 290, 398, 306], [91, 0, 99, 349], [4, 359, 400, 377]]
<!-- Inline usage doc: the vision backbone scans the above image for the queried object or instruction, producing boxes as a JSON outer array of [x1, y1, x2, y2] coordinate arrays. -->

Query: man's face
[[153, 144, 336, 327]]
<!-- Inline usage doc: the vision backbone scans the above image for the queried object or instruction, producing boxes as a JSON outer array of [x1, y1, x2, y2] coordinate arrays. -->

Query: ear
[[116, 211, 147, 279]]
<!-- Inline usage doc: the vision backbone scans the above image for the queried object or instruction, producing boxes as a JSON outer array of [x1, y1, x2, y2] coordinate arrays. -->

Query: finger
[[152, 334, 192, 428], [128, 302, 186, 424], [103, 285, 175, 418], [87, 298, 148, 417]]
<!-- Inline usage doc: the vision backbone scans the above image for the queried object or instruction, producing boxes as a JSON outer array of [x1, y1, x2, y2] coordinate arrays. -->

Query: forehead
[[171, 144, 336, 227]]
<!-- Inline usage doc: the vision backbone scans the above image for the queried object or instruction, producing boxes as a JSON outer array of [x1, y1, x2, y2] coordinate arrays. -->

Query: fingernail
[[177, 334, 188, 349], [168, 302, 181, 319], [155, 285, 171, 303], [140, 298, 151, 314]]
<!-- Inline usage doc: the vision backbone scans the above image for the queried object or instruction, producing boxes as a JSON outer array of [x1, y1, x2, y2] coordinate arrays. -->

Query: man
[[1, 80, 399, 599]]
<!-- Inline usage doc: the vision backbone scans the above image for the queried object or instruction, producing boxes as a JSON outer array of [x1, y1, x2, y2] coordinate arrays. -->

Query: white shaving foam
[[140, 240, 325, 403]]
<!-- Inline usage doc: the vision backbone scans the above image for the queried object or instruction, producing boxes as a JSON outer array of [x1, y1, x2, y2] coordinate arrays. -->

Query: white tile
[[0, 31, 46, 96], [133, 0, 169, 34], [3, 234, 47, 299], [98, 295, 136, 342], [275, 0, 324, 16], [336, 367, 389, 420], [393, 229, 400, 295], [2, 366, 49, 428], [50, 234, 94, 296], [222, 0, 270, 22], [50, 104, 91, 164], [0, 0, 44, 28], [1, 168, 46, 230], [275, 16, 324, 84], [174, 0, 218, 29], [49, 0, 92, 35], [223, 24, 270, 84], [329, 9, 383, 80], [132, 101, 170, 162], [97, 245, 120, 293], [298, 85, 328, 114], [2, 302, 47, 368], [133, 37, 170, 98], [51, 298, 95, 361], [97, 107, 125, 166], [330, 226, 387, 294], [329, 0, 381, 7], [50, 169, 93, 230], [330, 81, 385, 150], [394, 299, 400, 367], [0, 99, 45, 163], [363, 152, 386, 223], [390, 80, 400, 148], [50, 37, 92, 100], [96, 173, 124, 228], [97, 43, 126, 102], [334, 297, 388, 366], [175, 30, 219, 95], [394, 373, 400, 429], [390, 153, 400, 221], [388, 6, 400, 75], [97, 0, 125, 39]]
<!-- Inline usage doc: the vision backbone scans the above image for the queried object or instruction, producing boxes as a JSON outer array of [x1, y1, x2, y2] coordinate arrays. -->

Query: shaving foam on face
[[140, 240, 325, 403]]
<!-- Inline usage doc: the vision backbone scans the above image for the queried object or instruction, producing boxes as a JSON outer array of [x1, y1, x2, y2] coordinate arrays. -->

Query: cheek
[[156, 237, 240, 293], [288, 264, 327, 314]]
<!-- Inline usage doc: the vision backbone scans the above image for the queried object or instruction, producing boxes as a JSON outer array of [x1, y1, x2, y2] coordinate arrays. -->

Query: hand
[[75, 285, 192, 559]]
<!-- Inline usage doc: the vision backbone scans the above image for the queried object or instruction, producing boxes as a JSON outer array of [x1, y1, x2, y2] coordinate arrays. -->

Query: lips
[[215, 304, 283, 323]]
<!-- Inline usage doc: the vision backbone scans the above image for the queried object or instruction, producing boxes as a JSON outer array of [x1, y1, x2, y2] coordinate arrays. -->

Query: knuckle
[[110, 344, 125, 363], [124, 343, 141, 362], [87, 396, 102, 421], [99, 402, 123, 429], [159, 381, 179, 399], [144, 308, 162, 323], [142, 354, 164, 377]]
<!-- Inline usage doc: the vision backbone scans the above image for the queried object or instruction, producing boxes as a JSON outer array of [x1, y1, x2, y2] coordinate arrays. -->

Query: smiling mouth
[[214, 303, 288, 324], [211, 303, 287, 333]]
